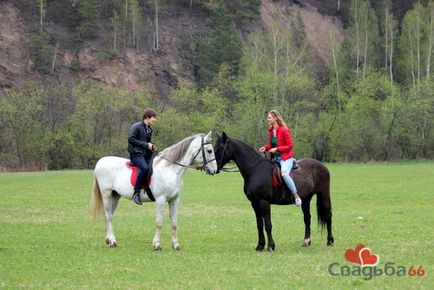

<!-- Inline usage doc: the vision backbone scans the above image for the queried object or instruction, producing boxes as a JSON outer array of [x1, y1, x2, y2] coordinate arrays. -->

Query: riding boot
[[293, 192, 302, 207], [133, 190, 142, 205]]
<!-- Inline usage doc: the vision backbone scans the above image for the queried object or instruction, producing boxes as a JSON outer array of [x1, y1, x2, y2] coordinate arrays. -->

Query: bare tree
[[426, 3, 433, 80], [329, 30, 341, 114], [362, 1, 368, 79], [39, 0, 44, 33], [153, 0, 160, 51], [383, 0, 397, 83], [51, 42, 59, 73], [352, 0, 361, 79]]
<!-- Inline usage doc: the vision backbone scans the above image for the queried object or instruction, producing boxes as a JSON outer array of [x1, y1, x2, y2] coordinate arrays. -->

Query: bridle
[[216, 139, 262, 173], [157, 135, 216, 171]]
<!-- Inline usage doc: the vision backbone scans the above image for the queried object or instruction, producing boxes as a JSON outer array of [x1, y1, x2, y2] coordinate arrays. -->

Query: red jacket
[[264, 125, 294, 160]]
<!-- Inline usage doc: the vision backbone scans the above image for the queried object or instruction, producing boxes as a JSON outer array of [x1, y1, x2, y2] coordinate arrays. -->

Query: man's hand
[[148, 143, 157, 151]]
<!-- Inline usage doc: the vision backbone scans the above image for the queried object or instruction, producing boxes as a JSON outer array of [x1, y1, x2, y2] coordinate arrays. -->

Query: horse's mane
[[231, 137, 263, 158], [155, 134, 203, 165]]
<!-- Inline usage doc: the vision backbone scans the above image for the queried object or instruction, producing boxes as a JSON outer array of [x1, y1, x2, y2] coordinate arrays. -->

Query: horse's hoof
[[255, 245, 264, 252], [153, 244, 162, 251], [326, 243, 334, 248], [106, 238, 117, 247], [267, 247, 274, 252], [172, 244, 181, 251], [302, 239, 311, 247]]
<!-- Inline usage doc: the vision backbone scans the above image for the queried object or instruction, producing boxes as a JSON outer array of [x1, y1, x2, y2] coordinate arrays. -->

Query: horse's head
[[191, 131, 217, 175], [214, 131, 233, 174]]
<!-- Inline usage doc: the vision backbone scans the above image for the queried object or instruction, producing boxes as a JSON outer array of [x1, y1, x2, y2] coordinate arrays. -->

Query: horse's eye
[[207, 149, 212, 154]]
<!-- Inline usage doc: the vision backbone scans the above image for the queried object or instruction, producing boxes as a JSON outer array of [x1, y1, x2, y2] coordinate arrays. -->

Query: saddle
[[271, 159, 298, 188], [126, 157, 155, 201]]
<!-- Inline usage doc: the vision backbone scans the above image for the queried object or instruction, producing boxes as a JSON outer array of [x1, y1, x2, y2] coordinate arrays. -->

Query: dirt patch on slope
[[261, 0, 344, 63]]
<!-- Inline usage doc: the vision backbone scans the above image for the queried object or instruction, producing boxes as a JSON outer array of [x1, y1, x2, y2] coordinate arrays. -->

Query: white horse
[[91, 132, 217, 250]]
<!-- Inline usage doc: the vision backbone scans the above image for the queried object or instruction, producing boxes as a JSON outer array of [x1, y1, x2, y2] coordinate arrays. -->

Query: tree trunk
[[330, 31, 341, 114], [426, 7, 433, 79], [354, 0, 361, 79], [389, 28, 394, 83], [363, 1, 368, 79], [124, 0, 128, 49], [132, 4, 136, 48], [39, 0, 44, 33], [154, 0, 160, 51], [51, 42, 59, 73], [272, 28, 279, 104]]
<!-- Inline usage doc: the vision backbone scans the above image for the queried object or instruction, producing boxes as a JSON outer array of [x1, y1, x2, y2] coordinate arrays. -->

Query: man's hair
[[143, 108, 157, 120]]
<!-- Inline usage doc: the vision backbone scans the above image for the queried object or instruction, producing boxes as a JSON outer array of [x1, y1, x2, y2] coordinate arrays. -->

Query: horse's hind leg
[[169, 196, 180, 250], [103, 192, 119, 247], [301, 195, 313, 247]]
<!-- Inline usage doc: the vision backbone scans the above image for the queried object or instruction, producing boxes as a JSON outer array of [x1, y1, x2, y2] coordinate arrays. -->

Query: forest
[[0, 0, 433, 170]]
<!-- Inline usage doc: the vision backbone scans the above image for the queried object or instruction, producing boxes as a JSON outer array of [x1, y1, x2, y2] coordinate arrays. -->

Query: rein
[[218, 141, 263, 173], [156, 135, 215, 171]]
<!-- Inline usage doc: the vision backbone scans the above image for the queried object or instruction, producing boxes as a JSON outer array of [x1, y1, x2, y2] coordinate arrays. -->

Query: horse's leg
[[301, 195, 313, 247], [152, 195, 167, 251], [102, 192, 117, 247], [260, 199, 275, 252], [251, 201, 265, 252], [168, 196, 181, 250]]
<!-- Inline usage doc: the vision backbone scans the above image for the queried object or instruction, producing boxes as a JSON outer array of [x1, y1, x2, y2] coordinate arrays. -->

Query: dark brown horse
[[214, 132, 334, 251]]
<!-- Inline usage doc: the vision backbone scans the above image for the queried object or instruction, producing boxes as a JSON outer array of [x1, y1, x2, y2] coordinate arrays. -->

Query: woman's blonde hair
[[269, 109, 287, 128]]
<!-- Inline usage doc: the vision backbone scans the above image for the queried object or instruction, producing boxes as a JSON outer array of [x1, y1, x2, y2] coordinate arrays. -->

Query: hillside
[[0, 0, 343, 97]]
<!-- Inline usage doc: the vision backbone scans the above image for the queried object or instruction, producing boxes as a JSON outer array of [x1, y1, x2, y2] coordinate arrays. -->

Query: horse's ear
[[222, 131, 228, 142], [205, 131, 212, 141]]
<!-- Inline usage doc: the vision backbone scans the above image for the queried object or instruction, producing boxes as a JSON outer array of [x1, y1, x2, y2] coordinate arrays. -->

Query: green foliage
[[67, 59, 82, 72], [195, 3, 242, 86], [29, 32, 56, 74], [1, 0, 434, 170]]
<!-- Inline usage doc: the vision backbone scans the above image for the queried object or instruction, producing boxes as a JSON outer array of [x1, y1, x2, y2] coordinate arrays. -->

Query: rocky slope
[[0, 0, 343, 96]]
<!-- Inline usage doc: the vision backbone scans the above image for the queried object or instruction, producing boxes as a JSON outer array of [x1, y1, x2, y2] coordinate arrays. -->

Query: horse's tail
[[315, 167, 332, 230], [91, 175, 103, 222]]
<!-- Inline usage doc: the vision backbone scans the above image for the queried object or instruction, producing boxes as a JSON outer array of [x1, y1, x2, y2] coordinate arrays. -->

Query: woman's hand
[[269, 148, 277, 153], [258, 146, 266, 153]]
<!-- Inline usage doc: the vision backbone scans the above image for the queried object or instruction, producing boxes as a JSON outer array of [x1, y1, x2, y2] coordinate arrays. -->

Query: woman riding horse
[[258, 110, 302, 206], [215, 132, 334, 251]]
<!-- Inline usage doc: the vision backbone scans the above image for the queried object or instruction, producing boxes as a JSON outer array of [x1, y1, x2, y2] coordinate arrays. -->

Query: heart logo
[[345, 244, 380, 267], [344, 244, 365, 265], [359, 248, 380, 266]]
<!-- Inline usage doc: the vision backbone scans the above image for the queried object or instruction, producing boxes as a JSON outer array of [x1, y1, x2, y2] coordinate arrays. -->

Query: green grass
[[1, 162, 433, 289]]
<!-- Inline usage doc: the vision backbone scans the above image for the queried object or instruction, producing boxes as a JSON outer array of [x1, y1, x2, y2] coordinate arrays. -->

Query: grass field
[[1, 161, 433, 289]]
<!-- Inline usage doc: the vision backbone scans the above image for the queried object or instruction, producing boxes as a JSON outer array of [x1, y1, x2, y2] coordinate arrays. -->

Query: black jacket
[[128, 121, 153, 159]]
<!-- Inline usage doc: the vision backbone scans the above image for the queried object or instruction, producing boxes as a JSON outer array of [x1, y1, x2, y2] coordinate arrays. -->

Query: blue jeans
[[130, 155, 149, 192], [278, 157, 297, 194]]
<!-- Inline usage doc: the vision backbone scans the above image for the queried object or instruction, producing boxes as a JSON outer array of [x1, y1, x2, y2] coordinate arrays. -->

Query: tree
[[195, 3, 242, 86], [382, 0, 398, 83], [29, 31, 56, 74], [398, 2, 433, 88]]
